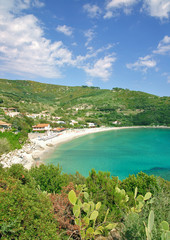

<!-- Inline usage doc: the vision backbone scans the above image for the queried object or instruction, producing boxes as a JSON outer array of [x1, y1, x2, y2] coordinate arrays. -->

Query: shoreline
[[0, 126, 170, 169]]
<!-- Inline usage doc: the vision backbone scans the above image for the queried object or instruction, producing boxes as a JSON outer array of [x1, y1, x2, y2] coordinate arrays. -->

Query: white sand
[[0, 126, 169, 169]]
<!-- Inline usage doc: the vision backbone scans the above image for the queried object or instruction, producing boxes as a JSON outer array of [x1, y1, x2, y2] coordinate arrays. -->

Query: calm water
[[45, 128, 170, 180]]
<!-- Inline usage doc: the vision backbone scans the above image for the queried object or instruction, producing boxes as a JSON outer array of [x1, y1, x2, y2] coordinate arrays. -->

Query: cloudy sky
[[0, 0, 170, 96]]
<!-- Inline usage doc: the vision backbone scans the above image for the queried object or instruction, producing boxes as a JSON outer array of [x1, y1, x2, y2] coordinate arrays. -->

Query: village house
[[112, 121, 121, 125], [0, 107, 8, 111], [0, 121, 12, 132], [56, 120, 66, 124], [26, 114, 41, 119], [7, 107, 18, 112], [52, 116, 61, 120], [87, 122, 96, 128], [3, 107, 20, 117], [70, 120, 78, 126], [5, 111, 20, 117], [52, 127, 65, 132], [32, 124, 51, 132]]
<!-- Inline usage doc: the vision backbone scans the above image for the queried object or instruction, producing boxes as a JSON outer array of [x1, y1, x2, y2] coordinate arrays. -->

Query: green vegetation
[[0, 164, 59, 239], [68, 185, 117, 240], [0, 116, 34, 156], [0, 164, 169, 239], [0, 79, 169, 127], [0, 132, 24, 154], [0, 138, 10, 155]]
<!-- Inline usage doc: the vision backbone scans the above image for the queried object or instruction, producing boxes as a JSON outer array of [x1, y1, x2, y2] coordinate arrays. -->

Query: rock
[[12, 157, 22, 164], [25, 148, 34, 154], [32, 153, 40, 161], [46, 143, 54, 147], [35, 145, 44, 151], [22, 156, 28, 164]]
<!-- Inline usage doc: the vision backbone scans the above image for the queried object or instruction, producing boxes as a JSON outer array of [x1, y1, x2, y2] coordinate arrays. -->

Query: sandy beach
[[0, 126, 169, 169]]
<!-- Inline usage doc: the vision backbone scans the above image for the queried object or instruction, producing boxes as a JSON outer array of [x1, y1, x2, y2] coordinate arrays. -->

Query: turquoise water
[[45, 128, 170, 180]]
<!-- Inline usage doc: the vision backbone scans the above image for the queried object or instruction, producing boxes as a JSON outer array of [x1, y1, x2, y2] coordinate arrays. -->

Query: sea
[[45, 128, 170, 180]]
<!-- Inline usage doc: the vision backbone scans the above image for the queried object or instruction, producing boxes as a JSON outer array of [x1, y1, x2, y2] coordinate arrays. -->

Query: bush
[[30, 164, 65, 193], [86, 169, 118, 206], [121, 172, 159, 196], [0, 138, 10, 155], [85, 169, 121, 221], [0, 132, 23, 154], [50, 182, 80, 238], [0, 166, 59, 239]]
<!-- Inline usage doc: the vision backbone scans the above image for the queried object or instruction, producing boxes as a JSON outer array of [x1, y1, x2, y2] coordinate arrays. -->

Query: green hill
[[0, 79, 170, 126]]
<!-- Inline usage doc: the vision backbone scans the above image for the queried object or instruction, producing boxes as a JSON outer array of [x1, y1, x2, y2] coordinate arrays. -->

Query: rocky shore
[[0, 142, 38, 169]]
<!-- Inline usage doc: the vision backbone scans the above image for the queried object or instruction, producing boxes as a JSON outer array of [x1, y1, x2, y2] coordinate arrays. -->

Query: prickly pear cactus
[[68, 185, 117, 240]]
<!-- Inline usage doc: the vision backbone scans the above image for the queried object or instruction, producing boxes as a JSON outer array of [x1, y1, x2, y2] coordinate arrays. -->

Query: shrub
[[0, 167, 58, 239], [30, 164, 64, 193], [86, 169, 121, 221], [0, 138, 10, 155], [50, 182, 80, 238], [121, 172, 159, 196]]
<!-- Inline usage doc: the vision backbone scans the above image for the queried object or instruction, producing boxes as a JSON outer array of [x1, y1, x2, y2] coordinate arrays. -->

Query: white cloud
[[72, 42, 77, 46], [83, 3, 102, 18], [104, 11, 113, 19], [104, 0, 170, 19], [106, 0, 137, 9], [126, 55, 157, 72], [32, 0, 44, 8], [0, 0, 116, 82], [0, 1, 75, 79], [143, 0, 170, 19], [76, 44, 115, 63], [153, 35, 170, 55], [83, 55, 116, 81], [84, 29, 95, 47], [0, 0, 44, 14], [104, 0, 137, 18], [56, 25, 73, 36], [86, 80, 93, 87], [162, 72, 170, 83]]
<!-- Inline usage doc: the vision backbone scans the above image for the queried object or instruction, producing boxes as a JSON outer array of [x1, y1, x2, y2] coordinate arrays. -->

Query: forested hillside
[[0, 79, 170, 126]]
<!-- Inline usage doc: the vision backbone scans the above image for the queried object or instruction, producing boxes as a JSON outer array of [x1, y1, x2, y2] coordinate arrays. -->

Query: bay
[[45, 128, 170, 180]]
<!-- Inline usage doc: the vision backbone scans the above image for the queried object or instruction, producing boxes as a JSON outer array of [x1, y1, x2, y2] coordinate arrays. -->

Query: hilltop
[[0, 79, 170, 127]]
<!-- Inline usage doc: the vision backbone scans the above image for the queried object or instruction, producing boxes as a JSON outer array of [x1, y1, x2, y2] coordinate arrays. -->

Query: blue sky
[[0, 0, 170, 96]]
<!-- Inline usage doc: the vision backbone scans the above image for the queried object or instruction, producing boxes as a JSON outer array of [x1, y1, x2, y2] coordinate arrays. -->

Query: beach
[[0, 126, 169, 169]]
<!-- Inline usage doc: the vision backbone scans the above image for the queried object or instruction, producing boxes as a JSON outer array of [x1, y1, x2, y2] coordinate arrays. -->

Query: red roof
[[0, 121, 12, 126], [32, 124, 50, 128], [53, 127, 65, 131]]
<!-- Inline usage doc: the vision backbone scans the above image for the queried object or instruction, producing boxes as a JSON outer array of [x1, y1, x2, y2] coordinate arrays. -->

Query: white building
[[0, 121, 12, 132], [70, 120, 78, 125], [5, 112, 20, 117], [32, 124, 51, 131], [87, 122, 96, 128]]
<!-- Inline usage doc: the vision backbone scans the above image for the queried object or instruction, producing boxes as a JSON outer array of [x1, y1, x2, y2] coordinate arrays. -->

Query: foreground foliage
[[0, 164, 170, 240], [0, 164, 58, 239]]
